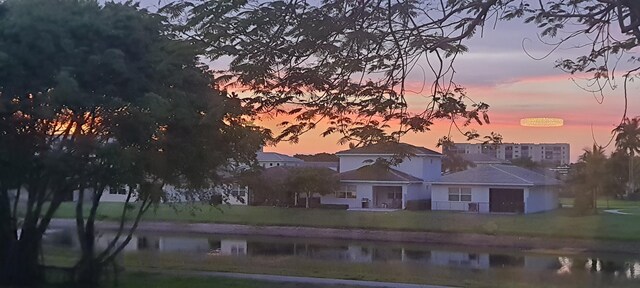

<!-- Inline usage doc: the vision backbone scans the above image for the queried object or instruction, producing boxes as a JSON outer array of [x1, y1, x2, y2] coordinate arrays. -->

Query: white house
[[76, 183, 249, 205], [320, 142, 442, 209], [256, 150, 304, 168], [431, 164, 561, 214]]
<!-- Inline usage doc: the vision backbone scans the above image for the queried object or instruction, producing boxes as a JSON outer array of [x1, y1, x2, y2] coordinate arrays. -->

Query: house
[[76, 183, 249, 205], [256, 150, 304, 168], [320, 142, 442, 209], [431, 164, 561, 214]]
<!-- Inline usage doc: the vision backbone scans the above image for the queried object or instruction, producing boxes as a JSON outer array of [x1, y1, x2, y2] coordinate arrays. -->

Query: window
[[387, 191, 402, 199], [109, 185, 127, 195], [336, 185, 357, 199], [448, 187, 471, 202], [231, 186, 246, 197]]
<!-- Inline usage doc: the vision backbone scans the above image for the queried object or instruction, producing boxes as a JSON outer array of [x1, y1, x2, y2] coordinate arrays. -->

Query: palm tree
[[613, 117, 640, 197], [578, 144, 607, 213]]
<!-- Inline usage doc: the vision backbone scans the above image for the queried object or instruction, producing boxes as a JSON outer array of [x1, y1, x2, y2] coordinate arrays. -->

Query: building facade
[[447, 143, 570, 165], [319, 142, 442, 209]]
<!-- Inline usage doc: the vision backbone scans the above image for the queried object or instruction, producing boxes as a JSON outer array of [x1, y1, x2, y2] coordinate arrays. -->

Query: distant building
[[447, 143, 570, 165], [256, 150, 304, 168]]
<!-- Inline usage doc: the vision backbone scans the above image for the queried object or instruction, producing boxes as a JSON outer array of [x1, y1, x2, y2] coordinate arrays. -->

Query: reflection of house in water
[[431, 251, 488, 269], [220, 239, 247, 255]]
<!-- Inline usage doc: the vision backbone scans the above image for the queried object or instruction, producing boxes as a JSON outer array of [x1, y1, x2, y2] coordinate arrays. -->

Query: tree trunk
[[305, 192, 310, 208], [0, 230, 43, 286], [630, 151, 635, 197], [0, 187, 13, 266], [294, 192, 298, 207]]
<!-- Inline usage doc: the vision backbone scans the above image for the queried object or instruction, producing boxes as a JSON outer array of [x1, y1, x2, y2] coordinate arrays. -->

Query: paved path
[[603, 209, 632, 215], [139, 269, 453, 288]]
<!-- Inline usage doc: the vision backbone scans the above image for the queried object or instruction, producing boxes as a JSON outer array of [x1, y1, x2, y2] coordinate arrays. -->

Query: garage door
[[489, 188, 524, 213]]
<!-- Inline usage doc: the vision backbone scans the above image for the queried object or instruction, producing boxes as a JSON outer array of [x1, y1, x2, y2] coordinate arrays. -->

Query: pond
[[42, 228, 640, 286]]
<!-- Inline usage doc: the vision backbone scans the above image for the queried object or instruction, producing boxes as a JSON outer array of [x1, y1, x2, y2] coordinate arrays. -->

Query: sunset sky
[[135, 0, 640, 162], [258, 19, 640, 162]]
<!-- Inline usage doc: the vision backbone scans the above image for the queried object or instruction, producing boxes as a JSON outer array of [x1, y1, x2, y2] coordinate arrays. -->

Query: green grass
[[44, 271, 352, 288], [53, 200, 640, 241]]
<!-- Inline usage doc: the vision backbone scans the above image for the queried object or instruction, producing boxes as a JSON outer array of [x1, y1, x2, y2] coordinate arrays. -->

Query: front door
[[489, 188, 524, 213]]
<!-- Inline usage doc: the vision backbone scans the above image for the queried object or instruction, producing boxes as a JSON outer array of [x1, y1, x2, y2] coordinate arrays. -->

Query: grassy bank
[[45, 272, 352, 288], [53, 199, 640, 241], [42, 250, 640, 288]]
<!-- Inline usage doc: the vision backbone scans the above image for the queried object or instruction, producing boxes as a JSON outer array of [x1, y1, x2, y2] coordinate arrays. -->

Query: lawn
[[41, 250, 640, 288], [45, 272, 352, 288], [53, 199, 640, 242]]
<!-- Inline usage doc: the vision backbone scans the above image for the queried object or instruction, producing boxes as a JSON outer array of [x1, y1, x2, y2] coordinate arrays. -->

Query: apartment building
[[448, 143, 570, 165]]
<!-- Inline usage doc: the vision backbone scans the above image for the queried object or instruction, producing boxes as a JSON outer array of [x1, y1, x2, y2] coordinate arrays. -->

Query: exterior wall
[[431, 185, 490, 213], [220, 239, 248, 255], [433, 184, 558, 214], [339, 155, 431, 180], [422, 156, 442, 181], [259, 161, 302, 168], [525, 186, 559, 213], [321, 182, 429, 209], [320, 183, 374, 208], [159, 237, 211, 252], [405, 183, 429, 200], [338, 155, 421, 179], [431, 250, 489, 269]]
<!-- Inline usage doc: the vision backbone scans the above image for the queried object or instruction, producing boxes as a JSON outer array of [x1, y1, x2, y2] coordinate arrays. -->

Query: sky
[[130, 0, 640, 162]]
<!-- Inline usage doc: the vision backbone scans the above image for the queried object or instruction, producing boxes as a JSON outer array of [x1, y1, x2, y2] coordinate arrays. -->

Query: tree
[[285, 167, 339, 208], [613, 117, 640, 197], [161, 0, 640, 150], [237, 166, 292, 206], [571, 144, 607, 215], [437, 137, 474, 174], [293, 153, 339, 162], [0, 0, 265, 285], [603, 151, 631, 201], [509, 157, 541, 171]]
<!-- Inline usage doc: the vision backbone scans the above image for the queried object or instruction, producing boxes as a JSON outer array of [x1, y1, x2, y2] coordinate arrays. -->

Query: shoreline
[[49, 218, 640, 255]]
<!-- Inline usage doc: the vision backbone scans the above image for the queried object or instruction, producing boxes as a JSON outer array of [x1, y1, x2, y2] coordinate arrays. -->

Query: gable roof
[[434, 164, 562, 186], [339, 165, 423, 183], [257, 152, 304, 163], [336, 142, 441, 156]]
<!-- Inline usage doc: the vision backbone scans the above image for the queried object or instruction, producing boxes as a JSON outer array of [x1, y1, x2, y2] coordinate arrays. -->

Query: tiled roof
[[257, 152, 304, 163], [339, 165, 423, 182], [434, 164, 562, 186], [336, 142, 441, 156]]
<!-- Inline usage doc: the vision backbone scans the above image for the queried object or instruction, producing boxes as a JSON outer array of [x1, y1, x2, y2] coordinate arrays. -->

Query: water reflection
[[42, 229, 640, 280]]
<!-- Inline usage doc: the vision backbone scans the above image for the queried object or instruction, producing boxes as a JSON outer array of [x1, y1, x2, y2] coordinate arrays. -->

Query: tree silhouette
[[574, 144, 607, 214], [613, 117, 640, 197], [162, 0, 640, 148]]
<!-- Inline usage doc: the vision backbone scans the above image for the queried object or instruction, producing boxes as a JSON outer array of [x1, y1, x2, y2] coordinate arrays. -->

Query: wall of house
[[220, 239, 248, 255], [159, 237, 211, 252], [433, 185, 558, 214], [422, 156, 442, 181], [430, 250, 490, 270], [525, 186, 558, 213], [320, 183, 373, 208], [405, 183, 429, 200], [259, 161, 302, 168], [431, 185, 490, 212], [338, 155, 427, 180]]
